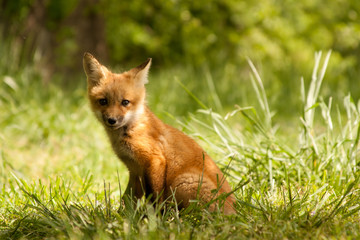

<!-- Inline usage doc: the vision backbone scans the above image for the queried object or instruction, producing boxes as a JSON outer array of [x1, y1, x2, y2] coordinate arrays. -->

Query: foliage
[[1, 0, 360, 105]]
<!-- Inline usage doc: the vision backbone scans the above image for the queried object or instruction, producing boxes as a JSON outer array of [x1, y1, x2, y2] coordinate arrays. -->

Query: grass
[[1, 50, 360, 239]]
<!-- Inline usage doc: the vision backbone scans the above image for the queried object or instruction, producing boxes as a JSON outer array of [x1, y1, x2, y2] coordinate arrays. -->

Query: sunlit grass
[[1, 51, 360, 239]]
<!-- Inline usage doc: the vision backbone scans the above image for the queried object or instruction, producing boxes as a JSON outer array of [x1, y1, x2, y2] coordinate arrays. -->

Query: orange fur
[[83, 53, 235, 214]]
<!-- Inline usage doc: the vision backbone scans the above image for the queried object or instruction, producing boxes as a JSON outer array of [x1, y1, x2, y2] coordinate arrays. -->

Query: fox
[[83, 52, 236, 214]]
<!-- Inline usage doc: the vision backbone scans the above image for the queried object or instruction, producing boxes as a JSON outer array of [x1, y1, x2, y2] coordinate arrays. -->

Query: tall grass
[[1, 48, 360, 239]]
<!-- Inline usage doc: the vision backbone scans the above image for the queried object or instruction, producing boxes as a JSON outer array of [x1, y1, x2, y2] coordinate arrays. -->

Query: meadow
[[1, 49, 359, 239]]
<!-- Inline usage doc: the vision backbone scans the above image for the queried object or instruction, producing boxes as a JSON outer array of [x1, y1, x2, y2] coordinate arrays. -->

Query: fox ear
[[83, 52, 107, 85], [131, 58, 152, 85]]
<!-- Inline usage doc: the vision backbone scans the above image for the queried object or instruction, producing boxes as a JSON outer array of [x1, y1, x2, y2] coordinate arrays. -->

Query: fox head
[[83, 52, 151, 130]]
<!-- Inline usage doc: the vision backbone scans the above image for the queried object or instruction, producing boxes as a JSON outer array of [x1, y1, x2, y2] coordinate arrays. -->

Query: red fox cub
[[83, 53, 235, 214]]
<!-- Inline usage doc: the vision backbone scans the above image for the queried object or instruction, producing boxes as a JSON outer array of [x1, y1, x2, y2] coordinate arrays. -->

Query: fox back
[[83, 53, 236, 214]]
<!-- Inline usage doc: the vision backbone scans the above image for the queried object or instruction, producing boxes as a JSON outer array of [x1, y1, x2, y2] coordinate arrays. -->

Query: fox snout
[[107, 117, 117, 125], [102, 115, 124, 129]]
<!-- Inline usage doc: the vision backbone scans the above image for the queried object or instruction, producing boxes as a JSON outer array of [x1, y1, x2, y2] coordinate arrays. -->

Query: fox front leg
[[122, 174, 145, 208], [145, 158, 166, 204]]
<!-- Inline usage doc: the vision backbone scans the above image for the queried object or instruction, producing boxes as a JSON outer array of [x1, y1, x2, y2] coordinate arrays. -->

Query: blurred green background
[[2, 2, 360, 238], [1, 0, 360, 115]]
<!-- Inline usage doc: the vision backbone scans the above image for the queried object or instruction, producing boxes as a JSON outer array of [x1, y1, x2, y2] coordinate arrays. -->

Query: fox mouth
[[105, 124, 122, 130]]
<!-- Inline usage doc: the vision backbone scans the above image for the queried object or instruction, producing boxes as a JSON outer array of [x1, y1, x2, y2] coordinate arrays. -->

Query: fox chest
[[107, 128, 167, 174], [111, 141, 137, 167], [107, 135, 144, 173]]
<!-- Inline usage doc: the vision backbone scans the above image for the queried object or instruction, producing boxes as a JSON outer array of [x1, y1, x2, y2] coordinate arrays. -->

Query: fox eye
[[98, 98, 108, 106], [121, 99, 130, 106]]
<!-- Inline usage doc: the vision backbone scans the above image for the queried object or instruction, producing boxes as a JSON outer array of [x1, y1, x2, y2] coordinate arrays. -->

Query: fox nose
[[107, 118, 117, 125]]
